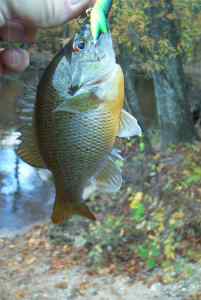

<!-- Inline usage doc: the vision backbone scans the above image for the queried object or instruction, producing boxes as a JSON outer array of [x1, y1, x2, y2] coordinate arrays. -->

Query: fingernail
[[70, 0, 81, 4], [70, 0, 89, 5]]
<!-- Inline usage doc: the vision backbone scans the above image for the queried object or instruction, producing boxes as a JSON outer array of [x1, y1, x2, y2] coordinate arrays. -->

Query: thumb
[[3, 0, 94, 28], [68, 0, 96, 21]]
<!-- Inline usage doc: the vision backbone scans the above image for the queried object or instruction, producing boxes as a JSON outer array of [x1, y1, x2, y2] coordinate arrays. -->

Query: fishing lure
[[90, 0, 113, 42]]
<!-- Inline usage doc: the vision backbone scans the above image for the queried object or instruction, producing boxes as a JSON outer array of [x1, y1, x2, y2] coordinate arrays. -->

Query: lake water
[[0, 74, 54, 236]]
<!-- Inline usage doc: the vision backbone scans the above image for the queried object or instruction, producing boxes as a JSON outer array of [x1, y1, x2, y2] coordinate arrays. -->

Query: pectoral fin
[[118, 109, 142, 138], [17, 125, 46, 168], [54, 92, 101, 114]]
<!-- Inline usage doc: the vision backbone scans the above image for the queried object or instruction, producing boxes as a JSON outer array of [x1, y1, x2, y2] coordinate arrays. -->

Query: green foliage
[[182, 164, 201, 188], [137, 242, 160, 269], [139, 138, 145, 153], [129, 191, 188, 270], [85, 215, 125, 266], [82, 145, 201, 278], [112, 0, 201, 73]]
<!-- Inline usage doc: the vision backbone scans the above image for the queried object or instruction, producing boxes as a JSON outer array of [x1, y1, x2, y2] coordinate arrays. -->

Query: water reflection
[[0, 76, 54, 235]]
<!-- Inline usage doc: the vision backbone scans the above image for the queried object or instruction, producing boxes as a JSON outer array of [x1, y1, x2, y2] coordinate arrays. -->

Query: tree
[[146, 0, 195, 147], [112, 0, 201, 147]]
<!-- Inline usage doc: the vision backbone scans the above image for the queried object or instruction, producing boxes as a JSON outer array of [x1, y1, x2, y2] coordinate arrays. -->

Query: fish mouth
[[72, 23, 109, 62], [69, 22, 116, 89]]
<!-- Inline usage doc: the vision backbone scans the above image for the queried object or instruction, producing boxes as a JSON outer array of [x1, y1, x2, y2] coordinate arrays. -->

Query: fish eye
[[78, 40, 85, 50]]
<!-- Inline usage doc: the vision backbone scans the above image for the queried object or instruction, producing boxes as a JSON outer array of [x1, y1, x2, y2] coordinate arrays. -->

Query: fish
[[90, 0, 113, 42], [17, 22, 141, 224]]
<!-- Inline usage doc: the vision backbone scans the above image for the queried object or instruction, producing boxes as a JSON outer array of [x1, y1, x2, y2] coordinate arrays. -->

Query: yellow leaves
[[112, 0, 200, 70], [15, 290, 26, 299], [163, 272, 176, 284], [78, 281, 92, 296], [153, 153, 161, 161], [187, 249, 201, 263], [25, 256, 37, 265], [140, 36, 155, 51], [164, 235, 176, 260], [164, 243, 176, 260], [152, 208, 165, 233], [165, 13, 176, 21], [154, 208, 165, 223], [129, 192, 143, 209], [63, 245, 72, 254], [129, 14, 146, 33], [158, 223, 165, 233], [169, 211, 185, 228], [55, 282, 68, 289], [28, 238, 41, 248], [172, 211, 184, 221]]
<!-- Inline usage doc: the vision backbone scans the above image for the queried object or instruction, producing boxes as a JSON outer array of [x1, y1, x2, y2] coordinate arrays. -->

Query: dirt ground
[[0, 223, 201, 300]]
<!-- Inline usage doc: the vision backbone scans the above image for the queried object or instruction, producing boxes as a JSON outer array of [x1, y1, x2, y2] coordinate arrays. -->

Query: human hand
[[0, 0, 95, 75]]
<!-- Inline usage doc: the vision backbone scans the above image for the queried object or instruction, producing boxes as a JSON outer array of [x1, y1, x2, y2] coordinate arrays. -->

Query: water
[[0, 74, 54, 236]]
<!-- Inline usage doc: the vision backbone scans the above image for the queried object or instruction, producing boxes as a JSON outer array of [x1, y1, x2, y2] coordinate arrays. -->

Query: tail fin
[[51, 192, 96, 224]]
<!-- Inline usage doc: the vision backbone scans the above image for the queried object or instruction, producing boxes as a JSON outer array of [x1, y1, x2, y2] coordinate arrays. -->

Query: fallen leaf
[[79, 282, 91, 295], [25, 256, 37, 265], [28, 238, 41, 248], [15, 290, 26, 299], [55, 282, 68, 289], [63, 245, 72, 254]]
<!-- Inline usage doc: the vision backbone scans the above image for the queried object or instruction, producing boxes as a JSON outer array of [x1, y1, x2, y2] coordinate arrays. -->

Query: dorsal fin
[[17, 125, 46, 169]]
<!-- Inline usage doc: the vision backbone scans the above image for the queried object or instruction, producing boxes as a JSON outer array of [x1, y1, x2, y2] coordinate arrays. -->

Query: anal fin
[[86, 155, 123, 195]]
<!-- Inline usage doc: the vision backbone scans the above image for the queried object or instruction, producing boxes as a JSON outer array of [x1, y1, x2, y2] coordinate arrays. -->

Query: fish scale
[[54, 108, 116, 191]]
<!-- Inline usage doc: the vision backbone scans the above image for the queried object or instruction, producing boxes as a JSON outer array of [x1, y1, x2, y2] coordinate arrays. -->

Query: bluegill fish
[[17, 24, 141, 224]]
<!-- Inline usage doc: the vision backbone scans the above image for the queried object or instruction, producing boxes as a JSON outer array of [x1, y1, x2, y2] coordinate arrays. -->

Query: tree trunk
[[119, 46, 152, 152], [153, 58, 195, 147], [147, 0, 196, 147]]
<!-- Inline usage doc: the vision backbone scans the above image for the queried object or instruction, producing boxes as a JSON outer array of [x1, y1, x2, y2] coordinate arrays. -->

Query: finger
[[0, 20, 37, 42], [0, 48, 30, 75], [68, 0, 96, 21], [6, 0, 95, 28], [0, 20, 24, 41]]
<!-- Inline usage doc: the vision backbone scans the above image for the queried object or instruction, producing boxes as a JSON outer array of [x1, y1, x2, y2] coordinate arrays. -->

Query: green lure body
[[96, 0, 113, 16], [90, 0, 113, 42]]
